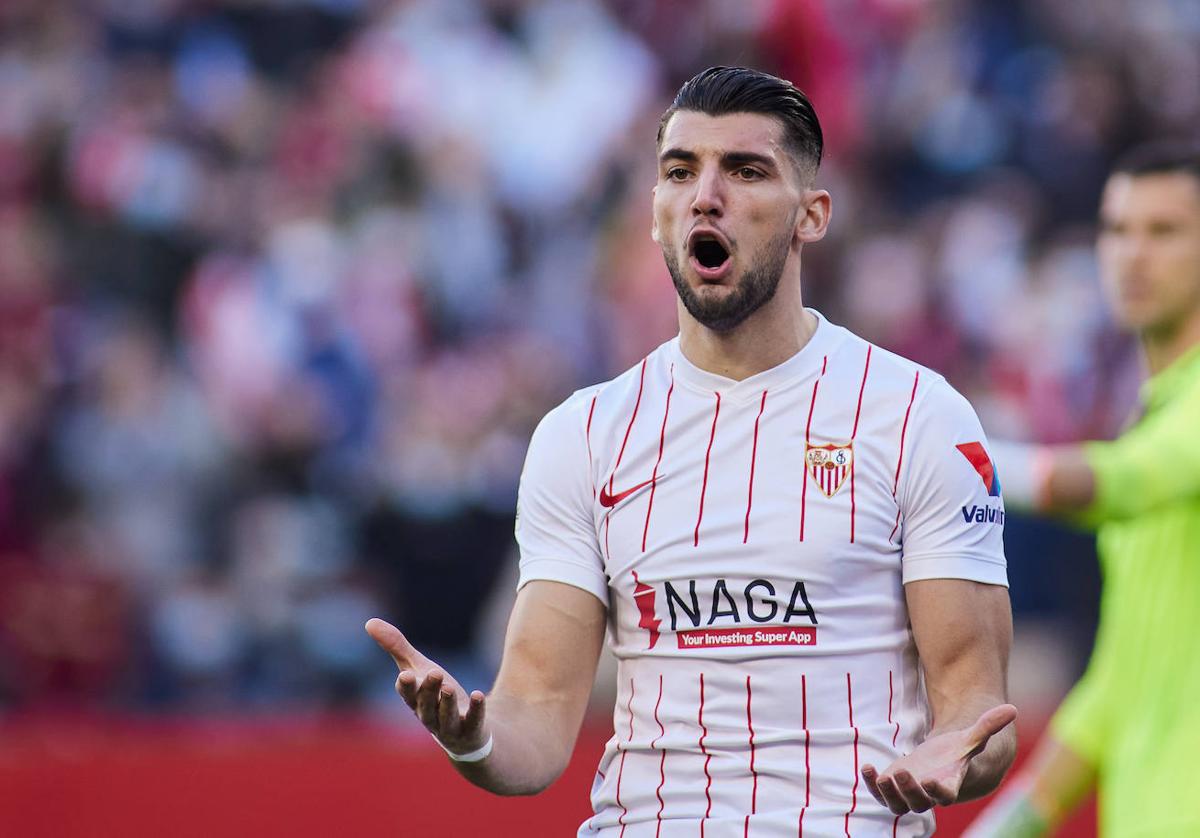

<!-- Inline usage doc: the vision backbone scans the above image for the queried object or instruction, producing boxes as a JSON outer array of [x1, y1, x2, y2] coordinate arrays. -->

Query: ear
[[794, 189, 832, 244], [651, 186, 661, 243]]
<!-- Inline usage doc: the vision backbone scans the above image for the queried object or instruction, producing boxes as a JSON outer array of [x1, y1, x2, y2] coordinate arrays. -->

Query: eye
[[666, 167, 691, 181], [736, 166, 764, 180]]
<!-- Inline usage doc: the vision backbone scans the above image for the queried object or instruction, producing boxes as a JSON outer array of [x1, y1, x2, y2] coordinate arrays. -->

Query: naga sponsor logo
[[630, 577, 819, 649], [631, 570, 662, 649], [961, 504, 1005, 525], [678, 626, 816, 648]]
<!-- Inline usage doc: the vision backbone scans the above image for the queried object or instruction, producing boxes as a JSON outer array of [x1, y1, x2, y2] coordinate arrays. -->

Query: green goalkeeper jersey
[[1051, 342, 1200, 837]]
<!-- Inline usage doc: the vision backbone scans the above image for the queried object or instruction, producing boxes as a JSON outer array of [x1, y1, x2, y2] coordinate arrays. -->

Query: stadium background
[[1, 0, 1196, 834]]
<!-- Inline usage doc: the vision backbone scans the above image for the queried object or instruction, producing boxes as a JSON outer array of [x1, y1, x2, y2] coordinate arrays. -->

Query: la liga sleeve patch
[[956, 441, 1002, 497]]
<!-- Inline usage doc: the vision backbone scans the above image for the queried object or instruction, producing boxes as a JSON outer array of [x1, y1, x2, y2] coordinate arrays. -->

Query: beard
[[664, 229, 792, 333]]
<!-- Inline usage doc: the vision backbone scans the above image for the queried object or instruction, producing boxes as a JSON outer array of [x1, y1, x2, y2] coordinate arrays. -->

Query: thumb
[[964, 703, 1018, 753], [365, 617, 422, 671]]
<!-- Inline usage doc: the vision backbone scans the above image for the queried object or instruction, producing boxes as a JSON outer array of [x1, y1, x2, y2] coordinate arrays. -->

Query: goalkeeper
[[967, 143, 1200, 837]]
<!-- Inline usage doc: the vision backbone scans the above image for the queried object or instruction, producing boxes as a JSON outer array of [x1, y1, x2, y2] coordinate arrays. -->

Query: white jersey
[[516, 310, 1007, 837]]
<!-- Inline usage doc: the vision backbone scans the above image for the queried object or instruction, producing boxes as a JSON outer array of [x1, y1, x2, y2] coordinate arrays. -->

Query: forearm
[[450, 690, 583, 796], [989, 441, 1095, 514]]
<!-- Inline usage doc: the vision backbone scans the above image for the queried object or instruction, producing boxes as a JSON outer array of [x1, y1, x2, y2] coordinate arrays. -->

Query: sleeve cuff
[[517, 557, 610, 608], [902, 552, 1009, 587]]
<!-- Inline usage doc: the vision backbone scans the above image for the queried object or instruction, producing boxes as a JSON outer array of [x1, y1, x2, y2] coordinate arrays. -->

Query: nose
[[690, 167, 724, 218]]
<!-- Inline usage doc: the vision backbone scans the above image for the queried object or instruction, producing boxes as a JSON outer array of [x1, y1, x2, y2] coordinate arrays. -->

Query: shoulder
[[824, 324, 987, 454], [532, 340, 676, 443], [1159, 354, 1200, 416], [903, 368, 985, 442], [855, 333, 970, 413], [819, 315, 920, 382], [572, 340, 676, 431], [827, 321, 960, 409]]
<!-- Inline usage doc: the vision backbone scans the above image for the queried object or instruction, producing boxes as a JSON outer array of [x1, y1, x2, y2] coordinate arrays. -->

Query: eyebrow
[[658, 148, 779, 171]]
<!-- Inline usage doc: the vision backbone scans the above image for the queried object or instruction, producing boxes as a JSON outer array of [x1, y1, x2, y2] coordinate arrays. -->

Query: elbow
[[494, 773, 561, 797], [520, 754, 572, 795], [465, 749, 571, 798], [492, 785, 544, 798]]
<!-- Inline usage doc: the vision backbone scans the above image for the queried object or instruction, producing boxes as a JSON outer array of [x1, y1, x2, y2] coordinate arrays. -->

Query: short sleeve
[[898, 377, 1009, 587], [1083, 380, 1200, 522], [515, 392, 609, 607]]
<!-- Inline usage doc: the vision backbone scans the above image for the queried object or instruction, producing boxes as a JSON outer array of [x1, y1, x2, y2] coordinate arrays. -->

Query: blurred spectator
[[0, 0, 1196, 713]]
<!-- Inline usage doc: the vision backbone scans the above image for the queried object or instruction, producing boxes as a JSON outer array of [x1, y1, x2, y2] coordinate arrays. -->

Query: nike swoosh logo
[[599, 478, 655, 508]]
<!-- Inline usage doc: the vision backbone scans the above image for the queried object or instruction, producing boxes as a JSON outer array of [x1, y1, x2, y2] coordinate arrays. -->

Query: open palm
[[365, 617, 489, 755], [862, 704, 1017, 814]]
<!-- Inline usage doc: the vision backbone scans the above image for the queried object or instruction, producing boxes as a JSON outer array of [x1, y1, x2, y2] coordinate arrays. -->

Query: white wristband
[[438, 734, 494, 763], [988, 440, 1045, 511]]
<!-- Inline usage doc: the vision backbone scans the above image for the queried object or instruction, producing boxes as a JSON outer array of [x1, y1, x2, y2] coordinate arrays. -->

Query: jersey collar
[[669, 308, 845, 401], [1143, 339, 1200, 412]]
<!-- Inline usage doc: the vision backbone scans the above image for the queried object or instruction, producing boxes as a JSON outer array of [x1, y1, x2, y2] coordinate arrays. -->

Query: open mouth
[[688, 231, 731, 276], [693, 237, 729, 268]]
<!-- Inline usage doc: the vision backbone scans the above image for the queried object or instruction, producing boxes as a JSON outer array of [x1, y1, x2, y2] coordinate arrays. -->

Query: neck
[[677, 276, 817, 381], [1141, 309, 1200, 375]]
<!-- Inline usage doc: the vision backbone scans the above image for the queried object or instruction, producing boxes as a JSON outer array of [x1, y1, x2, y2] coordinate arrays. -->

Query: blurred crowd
[[0, 0, 1196, 714]]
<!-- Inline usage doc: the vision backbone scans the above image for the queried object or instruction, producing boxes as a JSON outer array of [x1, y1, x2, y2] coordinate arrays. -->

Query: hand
[[861, 704, 1017, 814], [365, 617, 489, 757]]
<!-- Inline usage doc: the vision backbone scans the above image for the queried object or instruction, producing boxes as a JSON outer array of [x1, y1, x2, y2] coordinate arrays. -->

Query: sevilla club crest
[[806, 442, 853, 498]]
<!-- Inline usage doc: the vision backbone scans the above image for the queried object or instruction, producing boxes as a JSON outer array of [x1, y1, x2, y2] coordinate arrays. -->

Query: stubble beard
[[664, 229, 792, 333]]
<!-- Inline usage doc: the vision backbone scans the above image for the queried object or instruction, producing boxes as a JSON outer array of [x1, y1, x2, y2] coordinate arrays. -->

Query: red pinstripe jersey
[[516, 310, 1007, 837]]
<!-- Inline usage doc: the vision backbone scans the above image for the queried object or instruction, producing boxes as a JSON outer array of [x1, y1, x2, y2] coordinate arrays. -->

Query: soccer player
[[966, 144, 1200, 837], [367, 67, 1017, 836]]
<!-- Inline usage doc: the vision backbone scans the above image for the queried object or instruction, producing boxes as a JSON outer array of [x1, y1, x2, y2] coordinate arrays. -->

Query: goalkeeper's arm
[[964, 733, 1095, 837], [988, 441, 1096, 515]]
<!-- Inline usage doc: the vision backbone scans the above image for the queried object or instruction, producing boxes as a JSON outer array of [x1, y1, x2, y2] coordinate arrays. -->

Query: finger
[[922, 779, 957, 807], [964, 703, 1019, 756], [395, 670, 419, 709], [875, 774, 912, 815], [893, 769, 935, 812], [365, 618, 423, 671], [970, 703, 1018, 740], [414, 671, 445, 730], [861, 765, 886, 807], [462, 690, 487, 737], [437, 685, 461, 740]]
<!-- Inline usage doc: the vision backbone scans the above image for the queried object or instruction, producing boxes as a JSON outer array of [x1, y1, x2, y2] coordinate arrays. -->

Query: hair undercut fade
[[657, 66, 824, 176], [1111, 140, 1200, 182]]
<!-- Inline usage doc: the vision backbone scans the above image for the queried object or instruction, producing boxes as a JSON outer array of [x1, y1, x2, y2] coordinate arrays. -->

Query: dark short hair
[[657, 66, 824, 175], [1111, 140, 1200, 181]]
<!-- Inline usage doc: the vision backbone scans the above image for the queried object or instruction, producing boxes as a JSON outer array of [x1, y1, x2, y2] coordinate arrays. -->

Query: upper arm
[[896, 375, 1012, 724], [906, 578, 1013, 725], [498, 393, 609, 759]]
